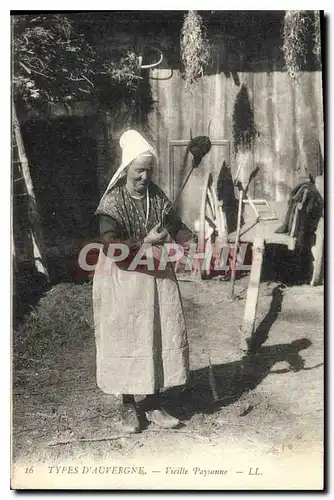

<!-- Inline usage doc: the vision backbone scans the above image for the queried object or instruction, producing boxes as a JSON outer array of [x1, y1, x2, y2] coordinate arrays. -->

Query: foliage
[[12, 14, 142, 109], [180, 11, 212, 91], [282, 11, 321, 82], [313, 11, 322, 64]]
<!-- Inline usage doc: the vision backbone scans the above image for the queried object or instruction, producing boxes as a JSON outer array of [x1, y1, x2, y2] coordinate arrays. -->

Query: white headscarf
[[102, 129, 157, 197]]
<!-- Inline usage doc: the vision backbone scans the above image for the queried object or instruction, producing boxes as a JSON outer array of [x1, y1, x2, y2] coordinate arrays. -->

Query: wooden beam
[[311, 216, 324, 286], [242, 237, 265, 350], [169, 139, 230, 147], [12, 101, 49, 280], [311, 175, 324, 286], [229, 189, 243, 299]]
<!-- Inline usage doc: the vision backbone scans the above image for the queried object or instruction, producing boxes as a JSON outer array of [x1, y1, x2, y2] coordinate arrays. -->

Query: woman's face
[[126, 155, 154, 194]]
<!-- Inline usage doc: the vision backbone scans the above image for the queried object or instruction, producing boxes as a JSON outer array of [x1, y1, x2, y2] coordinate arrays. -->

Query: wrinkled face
[[126, 154, 154, 194]]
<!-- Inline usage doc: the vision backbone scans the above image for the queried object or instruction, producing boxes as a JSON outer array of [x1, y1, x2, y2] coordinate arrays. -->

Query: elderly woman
[[93, 130, 194, 433]]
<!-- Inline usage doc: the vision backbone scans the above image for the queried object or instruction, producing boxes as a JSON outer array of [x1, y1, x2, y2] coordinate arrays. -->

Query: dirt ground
[[12, 275, 324, 489]]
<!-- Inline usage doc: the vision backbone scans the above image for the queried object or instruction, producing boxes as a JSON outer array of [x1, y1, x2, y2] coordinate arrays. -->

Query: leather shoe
[[145, 408, 180, 429], [121, 404, 140, 433]]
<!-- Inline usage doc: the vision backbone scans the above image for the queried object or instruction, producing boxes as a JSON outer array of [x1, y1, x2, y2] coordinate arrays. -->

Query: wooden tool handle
[[229, 189, 244, 300]]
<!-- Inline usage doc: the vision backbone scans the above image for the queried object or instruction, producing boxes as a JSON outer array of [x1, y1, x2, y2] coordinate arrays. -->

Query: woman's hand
[[144, 223, 169, 245]]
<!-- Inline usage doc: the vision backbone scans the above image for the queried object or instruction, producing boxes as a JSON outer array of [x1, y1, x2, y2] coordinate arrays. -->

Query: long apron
[[93, 252, 189, 395]]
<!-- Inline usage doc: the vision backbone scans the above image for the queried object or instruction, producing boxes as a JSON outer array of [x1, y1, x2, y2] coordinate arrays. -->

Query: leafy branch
[[12, 14, 143, 108]]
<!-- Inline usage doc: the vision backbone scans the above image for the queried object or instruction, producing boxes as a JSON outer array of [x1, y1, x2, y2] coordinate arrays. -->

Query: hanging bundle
[[180, 10, 212, 90], [282, 10, 321, 82]]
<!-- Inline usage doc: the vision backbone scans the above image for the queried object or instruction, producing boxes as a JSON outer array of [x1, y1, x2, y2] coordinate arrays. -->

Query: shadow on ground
[[163, 285, 322, 421], [168, 337, 321, 422]]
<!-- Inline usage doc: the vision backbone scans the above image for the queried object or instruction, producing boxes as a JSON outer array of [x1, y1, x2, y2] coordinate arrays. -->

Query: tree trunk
[[12, 100, 49, 280]]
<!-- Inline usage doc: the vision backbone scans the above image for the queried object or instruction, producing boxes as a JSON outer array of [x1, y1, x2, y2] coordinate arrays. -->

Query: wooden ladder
[[243, 198, 278, 221]]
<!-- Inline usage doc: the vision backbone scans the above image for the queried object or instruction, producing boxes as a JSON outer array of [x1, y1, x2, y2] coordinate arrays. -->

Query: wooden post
[[241, 237, 265, 350], [12, 101, 49, 280], [311, 175, 324, 286], [311, 216, 324, 286], [229, 189, 243, 299], [12, 228, 18, 273]]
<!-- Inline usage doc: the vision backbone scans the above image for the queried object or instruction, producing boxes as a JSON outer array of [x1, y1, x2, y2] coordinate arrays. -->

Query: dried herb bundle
[[313, 11, 322, 65], [282, 10, 321, 82], [180, 11, 212, 91]]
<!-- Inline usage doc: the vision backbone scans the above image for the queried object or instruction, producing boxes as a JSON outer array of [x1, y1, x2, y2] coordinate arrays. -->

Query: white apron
[[93, 253, 189, 395]]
